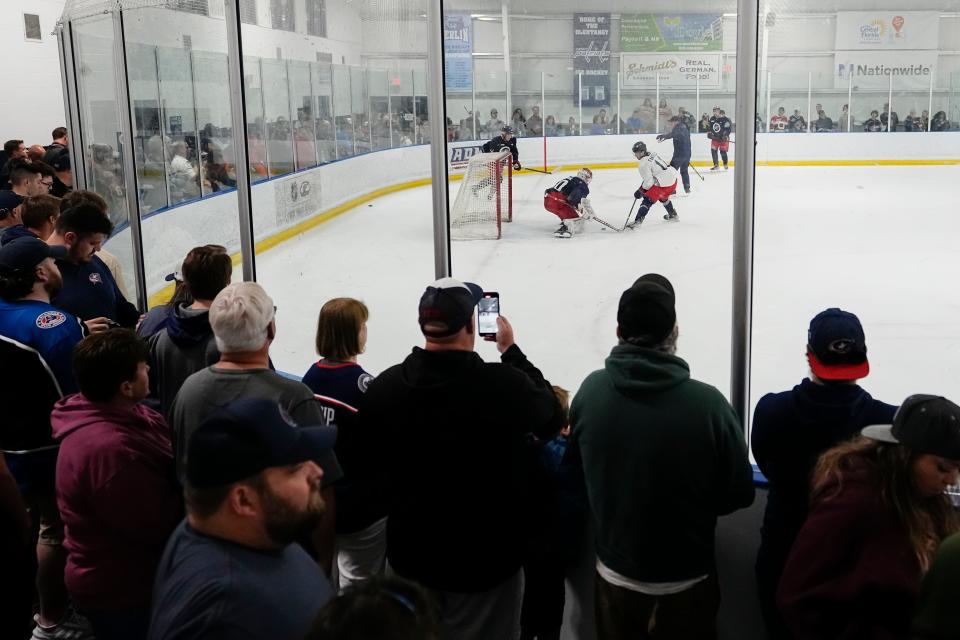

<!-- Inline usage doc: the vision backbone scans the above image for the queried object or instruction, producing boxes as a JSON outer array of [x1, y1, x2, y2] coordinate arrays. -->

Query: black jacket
[[658, 122, 691, 161], [481, 134, 519, 165], [358, 343, 562, 592]]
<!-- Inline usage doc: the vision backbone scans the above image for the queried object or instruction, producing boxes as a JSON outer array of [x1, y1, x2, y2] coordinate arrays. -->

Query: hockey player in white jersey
[[626, 141, 680, 229]]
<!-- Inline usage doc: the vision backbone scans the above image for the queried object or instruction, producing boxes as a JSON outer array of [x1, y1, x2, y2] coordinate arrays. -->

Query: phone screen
[[478, 292, 500, 337]]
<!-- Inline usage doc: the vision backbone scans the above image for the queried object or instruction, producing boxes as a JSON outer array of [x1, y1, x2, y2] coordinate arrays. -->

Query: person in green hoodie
[[569, 273, 755, 640]]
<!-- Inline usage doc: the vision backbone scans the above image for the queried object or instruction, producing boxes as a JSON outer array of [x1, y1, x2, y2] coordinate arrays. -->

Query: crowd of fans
[[4, 128, 960, 640]]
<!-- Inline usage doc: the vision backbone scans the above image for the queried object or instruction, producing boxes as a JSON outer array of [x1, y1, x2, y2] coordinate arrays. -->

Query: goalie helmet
[[632, 141, 647, 157], [501, 125, 515, 136], [577, 168, 593, 183]]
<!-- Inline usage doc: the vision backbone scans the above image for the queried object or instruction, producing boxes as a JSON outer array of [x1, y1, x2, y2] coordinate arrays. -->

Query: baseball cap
[[617, 274, 676, 345], [0, 190, 23, 220], [52, 154, 71, 172], [186, 398, 337, 489], [862, 395, 960, 460], [0, 236, 67, 275], [807, 308, 869, 380], [418, 277, 483, 338]]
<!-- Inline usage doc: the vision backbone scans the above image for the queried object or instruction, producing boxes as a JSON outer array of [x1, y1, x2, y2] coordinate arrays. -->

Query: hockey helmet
[[577, 167, 593, 183], [500, 125, 515, 136], [632, 141, 647, 157]]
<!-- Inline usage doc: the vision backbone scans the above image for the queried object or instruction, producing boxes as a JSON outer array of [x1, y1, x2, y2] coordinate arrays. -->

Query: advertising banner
[[444, 13, 473, 92], [573, 13, 611, 108], [834, 50, 937, 90], [835, 12, 939, 51], [621, 14, 723, 52], [274, 174, 320, 227], [621, 53, 721, 89], [448, 144, 484, 171]]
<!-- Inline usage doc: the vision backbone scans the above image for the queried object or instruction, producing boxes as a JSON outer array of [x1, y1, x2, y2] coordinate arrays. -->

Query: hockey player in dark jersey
[[481, 125, 521, 171], [657, 115, 692, 194], [543, 168, 593, 238], [708, 107, 732, 170]]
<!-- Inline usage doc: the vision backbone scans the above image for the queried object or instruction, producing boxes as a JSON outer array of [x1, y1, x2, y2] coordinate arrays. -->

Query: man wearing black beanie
[[569, 273, 754, 639]]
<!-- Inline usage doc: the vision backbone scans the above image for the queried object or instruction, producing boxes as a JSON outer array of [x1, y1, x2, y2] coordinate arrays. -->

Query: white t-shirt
[[597, 558, 707, 596]]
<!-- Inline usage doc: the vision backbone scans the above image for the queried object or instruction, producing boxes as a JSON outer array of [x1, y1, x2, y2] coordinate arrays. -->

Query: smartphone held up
[[478, 292, 499, 339]]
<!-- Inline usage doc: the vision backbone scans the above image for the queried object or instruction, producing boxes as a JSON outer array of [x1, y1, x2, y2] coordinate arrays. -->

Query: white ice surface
[[258, 164, 960, 423]]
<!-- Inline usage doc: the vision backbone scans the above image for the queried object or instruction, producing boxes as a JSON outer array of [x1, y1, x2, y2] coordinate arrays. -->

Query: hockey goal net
[[449, 151, 513, 240]]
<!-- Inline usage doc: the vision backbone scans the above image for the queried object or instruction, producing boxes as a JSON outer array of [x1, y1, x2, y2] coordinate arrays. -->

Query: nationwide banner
[[620, 14, 723, 52], [444, 13, 473, 92], [621, 52, 721, 89], [573, 13, 611, 107], [835, 12, 939, 51], [834, 50, 937, 90]]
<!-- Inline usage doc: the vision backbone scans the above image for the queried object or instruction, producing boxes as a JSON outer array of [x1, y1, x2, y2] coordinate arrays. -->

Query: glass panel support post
[[847, 71, 853, 132], [471, 60, 477, 141], [928, 72, 934, 132], [578, 72, 582, 136], [696, 76, 700, 132], [225, 0, 257, 282], [309, 62, 320, 165], [58, 21, 87, 191], [655, 74, 660, 133], [616, 71, 621, 135], [731, 0, 760, 429], [113, 10, 149, 310], [388, 70, 394, 146], [189, 51, 206, 196], [541, 71, 546, 169], [155, 47, 172, 207], [260, 58, 272, 172], [331, 64, 340, 159], [807, 71, 812, 133], [887, 73, 894, 133], [285, 60, 296, 168], [427, 0, 451, 278], [411, 69, 417, 145], [766, 71, 772, 133]]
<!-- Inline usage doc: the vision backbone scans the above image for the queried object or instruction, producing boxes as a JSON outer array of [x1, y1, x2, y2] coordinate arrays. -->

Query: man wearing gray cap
[[357, 277, 563, 640], [569, 274, 754, 639]]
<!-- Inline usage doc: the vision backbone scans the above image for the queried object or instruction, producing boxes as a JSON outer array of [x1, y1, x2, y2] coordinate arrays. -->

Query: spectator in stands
[[357, 277, 563, 639], [913, 532, 960, 639], [789, 109, 807, 133], [751, 308, 897, 639], [0, 139, 26, 188], [638, 99, 656, 130], [43, 128, 69, 166], [0, 190, 24, 233], [34, 162, 56, 196], [148, 398, 336, 640], [485, 109, 503, 136], [145, 245, 231, 419], [905, 109, 923, 132], [511, 107, 527, 136], [921, 109, 931, 132], [625, 109, 645, 134], [699, 113, 711, 133], [28, 145, 47, 164], [137, 274, 192, 339], [59, 190, 130, 299], [527, 106, 544, 136], [770, 107, 789, 132], [678, 107, 696, 132], [657, 98, 674, 129], [1, 194, 60, 246], [306, 575, 441, 640], [544, 115, 558, 137], [50, 154, 73, 198], [47, 204, 139, 329], [51, 330, 181, 640], [8, 158, 47, 199], [865, 110, 884, 132], [0, 237, 91, 640], [778, 395, 960, 638], [589, 114, 605, 135], [566, 116, 579, 136], [169, 282, 342, 568], [521, 385, 586, 640], [302, 297, 384, 589], [569, 274, 754, 639], [931, 111, 949, 132], [813, 108, 834, 132], [838, 104, 851, 132], [881, 103, 900, 132]]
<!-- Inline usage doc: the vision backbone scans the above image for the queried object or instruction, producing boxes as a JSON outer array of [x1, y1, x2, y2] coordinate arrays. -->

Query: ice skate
[[554, 222, 572, 239], [663, 211, 679, 222], [710, 165, 720, 171], [625, 215, 646, 230]]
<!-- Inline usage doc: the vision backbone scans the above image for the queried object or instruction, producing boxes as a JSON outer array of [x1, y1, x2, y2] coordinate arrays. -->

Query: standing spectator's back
[[357, 277, 563, 640], [751, 308, 897, 639], [570, 274, 754, 639]]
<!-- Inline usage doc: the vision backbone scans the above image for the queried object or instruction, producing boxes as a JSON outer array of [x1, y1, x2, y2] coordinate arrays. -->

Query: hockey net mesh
[[449, 151, 512, 241]]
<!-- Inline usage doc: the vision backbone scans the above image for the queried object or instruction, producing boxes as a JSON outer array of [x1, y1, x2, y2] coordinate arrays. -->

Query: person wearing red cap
[[751, 308, 897, 639], [778, 395, 960, 639]]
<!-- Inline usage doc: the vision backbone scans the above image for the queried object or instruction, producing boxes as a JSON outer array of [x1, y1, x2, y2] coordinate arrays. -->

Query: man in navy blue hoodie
[[751, 308, 897, 639], [47, 204, 139, 329], [657, 116, 692, 194]]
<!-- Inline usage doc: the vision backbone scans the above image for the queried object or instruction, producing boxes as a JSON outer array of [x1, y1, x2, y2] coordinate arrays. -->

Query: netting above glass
[[62, 0, 430, 23], [62, 0, 173, 22]]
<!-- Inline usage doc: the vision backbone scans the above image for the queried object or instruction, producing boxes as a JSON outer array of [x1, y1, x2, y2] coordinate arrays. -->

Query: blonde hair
[[813, 437, 960, 572], [552, 385, 570, 426], [209, 282, 275, 353], [315, 298, 369, 361]]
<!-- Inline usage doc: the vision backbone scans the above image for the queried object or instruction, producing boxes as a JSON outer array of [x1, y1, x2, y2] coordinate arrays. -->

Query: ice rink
[[257, 163, 960, 418]]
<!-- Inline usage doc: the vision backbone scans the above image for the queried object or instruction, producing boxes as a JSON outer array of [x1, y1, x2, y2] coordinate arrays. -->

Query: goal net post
[[449, 151, 513, 240]]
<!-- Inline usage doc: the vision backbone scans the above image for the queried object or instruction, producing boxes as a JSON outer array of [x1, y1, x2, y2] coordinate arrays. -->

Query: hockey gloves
[[513, 162, 522, 171], [656, 135, 665, 142], [633, 188, 646, 200]]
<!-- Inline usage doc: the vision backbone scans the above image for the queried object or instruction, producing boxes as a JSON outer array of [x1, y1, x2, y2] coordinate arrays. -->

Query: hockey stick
[[622, 198, 638, 231], [589, 216, 622, 233], [690, 163, 705, 181]]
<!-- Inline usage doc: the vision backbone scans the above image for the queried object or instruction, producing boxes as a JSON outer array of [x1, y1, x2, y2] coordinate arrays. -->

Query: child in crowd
[[520, 386, 587, 640]]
